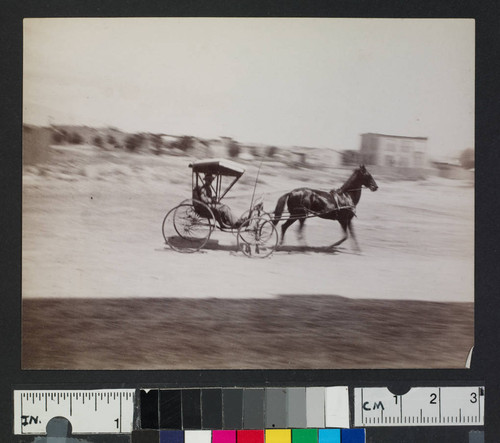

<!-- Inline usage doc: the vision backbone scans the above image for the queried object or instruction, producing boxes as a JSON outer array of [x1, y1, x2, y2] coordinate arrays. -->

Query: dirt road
[[22, 148, 474, 369]]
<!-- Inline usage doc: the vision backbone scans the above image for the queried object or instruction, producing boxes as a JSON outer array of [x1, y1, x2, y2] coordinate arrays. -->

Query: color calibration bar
[[140, 387, 350, 430], [132, 428, 365, 443]]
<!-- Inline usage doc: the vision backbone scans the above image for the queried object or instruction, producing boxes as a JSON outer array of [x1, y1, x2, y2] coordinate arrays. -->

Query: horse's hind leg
[[279, 218, 297, 245], [297, 217, 307, 245]]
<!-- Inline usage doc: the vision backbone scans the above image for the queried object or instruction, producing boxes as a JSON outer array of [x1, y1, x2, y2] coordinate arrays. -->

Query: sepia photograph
[[22, 18, 474, 369]]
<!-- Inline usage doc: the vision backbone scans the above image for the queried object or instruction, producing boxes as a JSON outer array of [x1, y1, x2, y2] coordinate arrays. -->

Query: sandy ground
[[22, 145, 474, 369], [23, 296, 472, 370]]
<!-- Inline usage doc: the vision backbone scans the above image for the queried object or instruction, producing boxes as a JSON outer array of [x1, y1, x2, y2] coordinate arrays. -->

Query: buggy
[[162, 159, 278, 258]]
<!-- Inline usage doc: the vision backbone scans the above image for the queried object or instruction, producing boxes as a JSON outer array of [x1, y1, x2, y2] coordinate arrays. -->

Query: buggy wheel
[[162, 200, 215, 253], [236, 217, 278, 258]]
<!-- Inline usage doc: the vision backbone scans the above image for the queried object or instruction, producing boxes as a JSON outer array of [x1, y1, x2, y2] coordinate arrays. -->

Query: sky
[[23, 18, 475, 158]]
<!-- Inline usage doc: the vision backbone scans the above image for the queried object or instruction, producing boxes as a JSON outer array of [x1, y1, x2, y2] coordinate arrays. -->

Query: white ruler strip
[[354, 387, 484, 427], [13, 389, 135, 435]]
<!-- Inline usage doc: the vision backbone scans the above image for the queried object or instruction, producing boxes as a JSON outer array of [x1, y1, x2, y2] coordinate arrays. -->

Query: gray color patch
[[223, 389, 243, 429], [306, 387, 325, 428], [265, 388, 287, 429], [469, 430, 484, 443], [243, 389, 265, 429], [287, 388, 306, 428]]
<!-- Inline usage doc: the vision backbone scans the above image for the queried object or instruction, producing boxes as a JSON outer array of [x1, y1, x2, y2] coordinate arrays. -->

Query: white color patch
[[185, 430, 212, 443], [325, 386, 350, 428]]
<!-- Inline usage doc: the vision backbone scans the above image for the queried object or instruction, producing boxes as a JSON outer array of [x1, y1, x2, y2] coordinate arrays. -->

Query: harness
[[296, 189, 357, 218], [330, 189, 355, 212]]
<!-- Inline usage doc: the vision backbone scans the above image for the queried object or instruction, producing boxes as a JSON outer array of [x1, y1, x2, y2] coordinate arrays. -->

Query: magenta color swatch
[[212, 430, 236, 443]]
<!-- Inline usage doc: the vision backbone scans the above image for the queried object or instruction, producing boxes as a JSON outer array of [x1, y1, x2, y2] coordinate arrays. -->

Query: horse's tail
[[272, 193, 290, 226]]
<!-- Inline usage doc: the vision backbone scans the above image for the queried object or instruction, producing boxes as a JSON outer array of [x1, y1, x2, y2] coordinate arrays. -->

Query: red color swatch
[[237, 430, 265, 443]]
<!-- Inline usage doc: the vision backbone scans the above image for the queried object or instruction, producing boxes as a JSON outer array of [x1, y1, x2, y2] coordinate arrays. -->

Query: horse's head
[[358, 165, 378, 191]]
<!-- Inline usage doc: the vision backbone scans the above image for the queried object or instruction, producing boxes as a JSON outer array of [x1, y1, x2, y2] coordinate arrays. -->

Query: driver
[[195, 173, 245, 228]]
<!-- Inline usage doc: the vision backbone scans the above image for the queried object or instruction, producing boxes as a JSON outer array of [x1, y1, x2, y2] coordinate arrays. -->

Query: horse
[[272, 165, 378, 251]]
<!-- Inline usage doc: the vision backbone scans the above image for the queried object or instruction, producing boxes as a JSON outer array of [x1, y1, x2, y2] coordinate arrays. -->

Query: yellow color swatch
[[265, 429, 291, 443]]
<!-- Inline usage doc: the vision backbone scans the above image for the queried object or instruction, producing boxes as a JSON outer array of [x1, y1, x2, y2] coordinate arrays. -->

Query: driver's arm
[[199, 185, 212, 204]]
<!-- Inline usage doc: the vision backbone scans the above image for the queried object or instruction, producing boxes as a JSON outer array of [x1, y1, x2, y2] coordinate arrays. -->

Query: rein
[[331, 187, 363, 193], [248, 156, 265, 214]]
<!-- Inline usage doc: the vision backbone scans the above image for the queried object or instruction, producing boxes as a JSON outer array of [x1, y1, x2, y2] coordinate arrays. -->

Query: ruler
[[354, 387, 484, 427], [13, 389, 135, 435]]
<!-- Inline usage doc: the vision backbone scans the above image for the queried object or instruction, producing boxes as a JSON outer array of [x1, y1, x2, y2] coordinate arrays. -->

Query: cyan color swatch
[[318, 429, 340, 443]]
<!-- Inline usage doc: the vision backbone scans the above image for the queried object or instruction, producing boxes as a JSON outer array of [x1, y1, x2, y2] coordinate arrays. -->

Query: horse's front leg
[[347, 219, 361, 253], [328, 219, 348, 250]]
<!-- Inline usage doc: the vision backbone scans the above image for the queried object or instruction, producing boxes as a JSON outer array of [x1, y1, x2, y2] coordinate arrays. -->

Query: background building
[[360, 133, 428, 169]]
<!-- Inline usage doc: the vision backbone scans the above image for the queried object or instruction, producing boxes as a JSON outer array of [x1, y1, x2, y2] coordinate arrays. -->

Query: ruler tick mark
[[478, 387, 481, 421], [20, 394, 24, 435], [361, 388, 364, 424], [438, 387, 441, 423], [120, 393, 122, 433]]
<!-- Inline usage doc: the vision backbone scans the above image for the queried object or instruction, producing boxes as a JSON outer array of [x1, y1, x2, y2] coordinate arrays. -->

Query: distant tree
[[125, 133, 144, 152], [52, 130, 66, 144], [150, 134, 164, 155], [228, 139, 240, 158], [459, 148, 474, 169], [176, 136, 194, 152], [69, 132, 83, 144], [106, 134, 121, 149], [267, 146, 277, 158], [248, 145, 259, 158], [93, 135, 104, 148]]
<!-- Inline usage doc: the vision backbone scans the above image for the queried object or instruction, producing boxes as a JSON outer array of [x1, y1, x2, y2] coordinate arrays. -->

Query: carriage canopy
[[189, 158, 246, 203], [189, 159, 245, 177]]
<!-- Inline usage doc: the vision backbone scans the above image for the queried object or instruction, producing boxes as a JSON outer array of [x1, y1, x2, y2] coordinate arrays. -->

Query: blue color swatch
[[341, 429, 365, 443]]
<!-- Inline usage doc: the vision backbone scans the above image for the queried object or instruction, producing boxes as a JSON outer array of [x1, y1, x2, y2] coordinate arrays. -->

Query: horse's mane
[[337, 168, 360, 194]]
